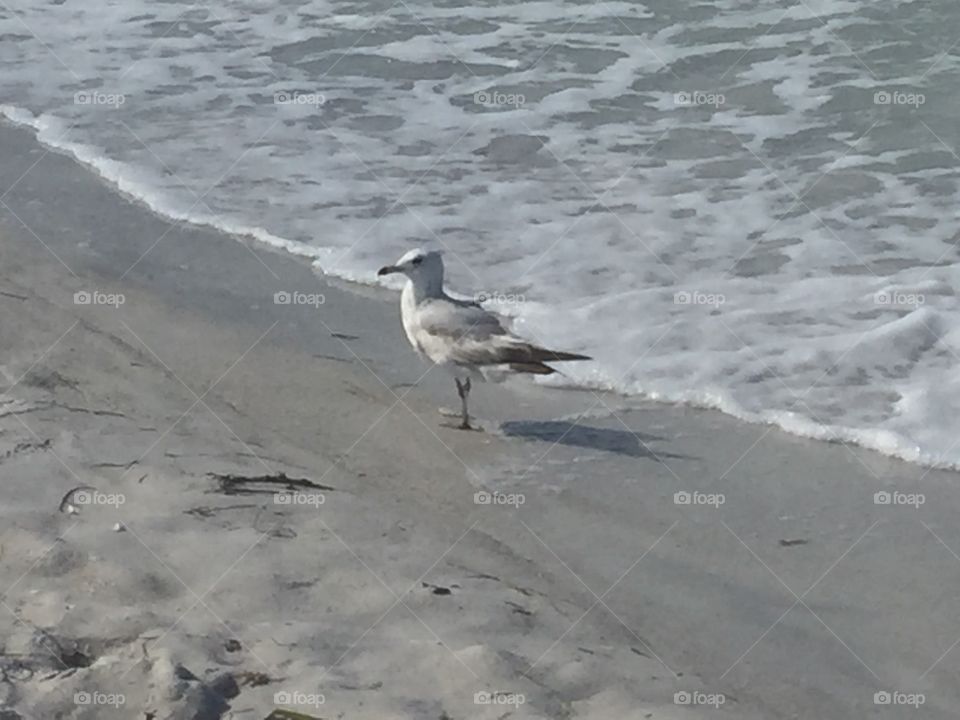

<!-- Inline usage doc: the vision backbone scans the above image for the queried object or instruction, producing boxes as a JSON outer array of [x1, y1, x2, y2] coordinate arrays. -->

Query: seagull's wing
[[413, 297, 590, 367], [412, 298, 508, 365]]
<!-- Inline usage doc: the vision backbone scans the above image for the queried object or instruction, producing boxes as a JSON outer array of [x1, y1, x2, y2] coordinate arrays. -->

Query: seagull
[[378, 249, 591, 430]]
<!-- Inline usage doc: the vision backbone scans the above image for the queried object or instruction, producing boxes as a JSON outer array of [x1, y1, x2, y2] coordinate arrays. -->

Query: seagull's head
[[377, 248, 444, 288]]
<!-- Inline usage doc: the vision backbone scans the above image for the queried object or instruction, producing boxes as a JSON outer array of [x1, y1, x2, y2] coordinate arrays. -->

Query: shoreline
[[3, 117, 960, 719], [0, 105, 952, 473]]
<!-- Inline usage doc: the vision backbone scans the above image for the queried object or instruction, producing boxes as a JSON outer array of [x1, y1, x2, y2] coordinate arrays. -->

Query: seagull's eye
[[411, 257, 423, 266]]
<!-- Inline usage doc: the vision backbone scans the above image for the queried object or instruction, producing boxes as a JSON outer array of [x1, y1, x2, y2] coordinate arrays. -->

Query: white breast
[[400, 282, 426, 357]]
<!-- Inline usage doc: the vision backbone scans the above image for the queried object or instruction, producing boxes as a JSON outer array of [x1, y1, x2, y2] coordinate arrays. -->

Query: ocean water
[[2, 0, 960, 467]]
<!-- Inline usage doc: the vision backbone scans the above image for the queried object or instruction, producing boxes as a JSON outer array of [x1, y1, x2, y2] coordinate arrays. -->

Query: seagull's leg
[[455, 377, 472, 430]]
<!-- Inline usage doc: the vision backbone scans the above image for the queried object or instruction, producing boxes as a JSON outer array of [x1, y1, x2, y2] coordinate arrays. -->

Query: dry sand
[[1, 119, 960, 719]]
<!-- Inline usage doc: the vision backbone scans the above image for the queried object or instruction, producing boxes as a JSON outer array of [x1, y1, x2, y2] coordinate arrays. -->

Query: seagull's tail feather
[[485, 338, 591, 365], [535, 348, 591, 362], [463, 337, 592, 368], [509, 362, 557, 375]]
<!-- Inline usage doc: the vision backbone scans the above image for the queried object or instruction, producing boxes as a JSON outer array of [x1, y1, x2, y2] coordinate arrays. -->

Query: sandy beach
[[2, 118, 960, 720]]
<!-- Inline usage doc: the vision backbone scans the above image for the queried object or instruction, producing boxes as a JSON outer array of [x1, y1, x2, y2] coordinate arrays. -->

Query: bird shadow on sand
[[500, 420, 694, 461]]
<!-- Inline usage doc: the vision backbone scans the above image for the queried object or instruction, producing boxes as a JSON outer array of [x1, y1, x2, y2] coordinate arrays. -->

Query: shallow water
[[2, 0, 960, 466]]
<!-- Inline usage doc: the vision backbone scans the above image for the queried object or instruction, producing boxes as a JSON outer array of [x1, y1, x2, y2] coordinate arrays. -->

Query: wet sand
[[1, 119, 958, 719]]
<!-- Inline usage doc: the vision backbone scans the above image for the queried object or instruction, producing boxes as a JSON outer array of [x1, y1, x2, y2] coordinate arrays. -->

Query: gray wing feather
[[413, 299, 510, 365], [414, 298, 589, 367]]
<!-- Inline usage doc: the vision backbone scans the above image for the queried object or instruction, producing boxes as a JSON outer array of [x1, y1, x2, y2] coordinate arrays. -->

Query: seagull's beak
[[377, 265, 400, 276]]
